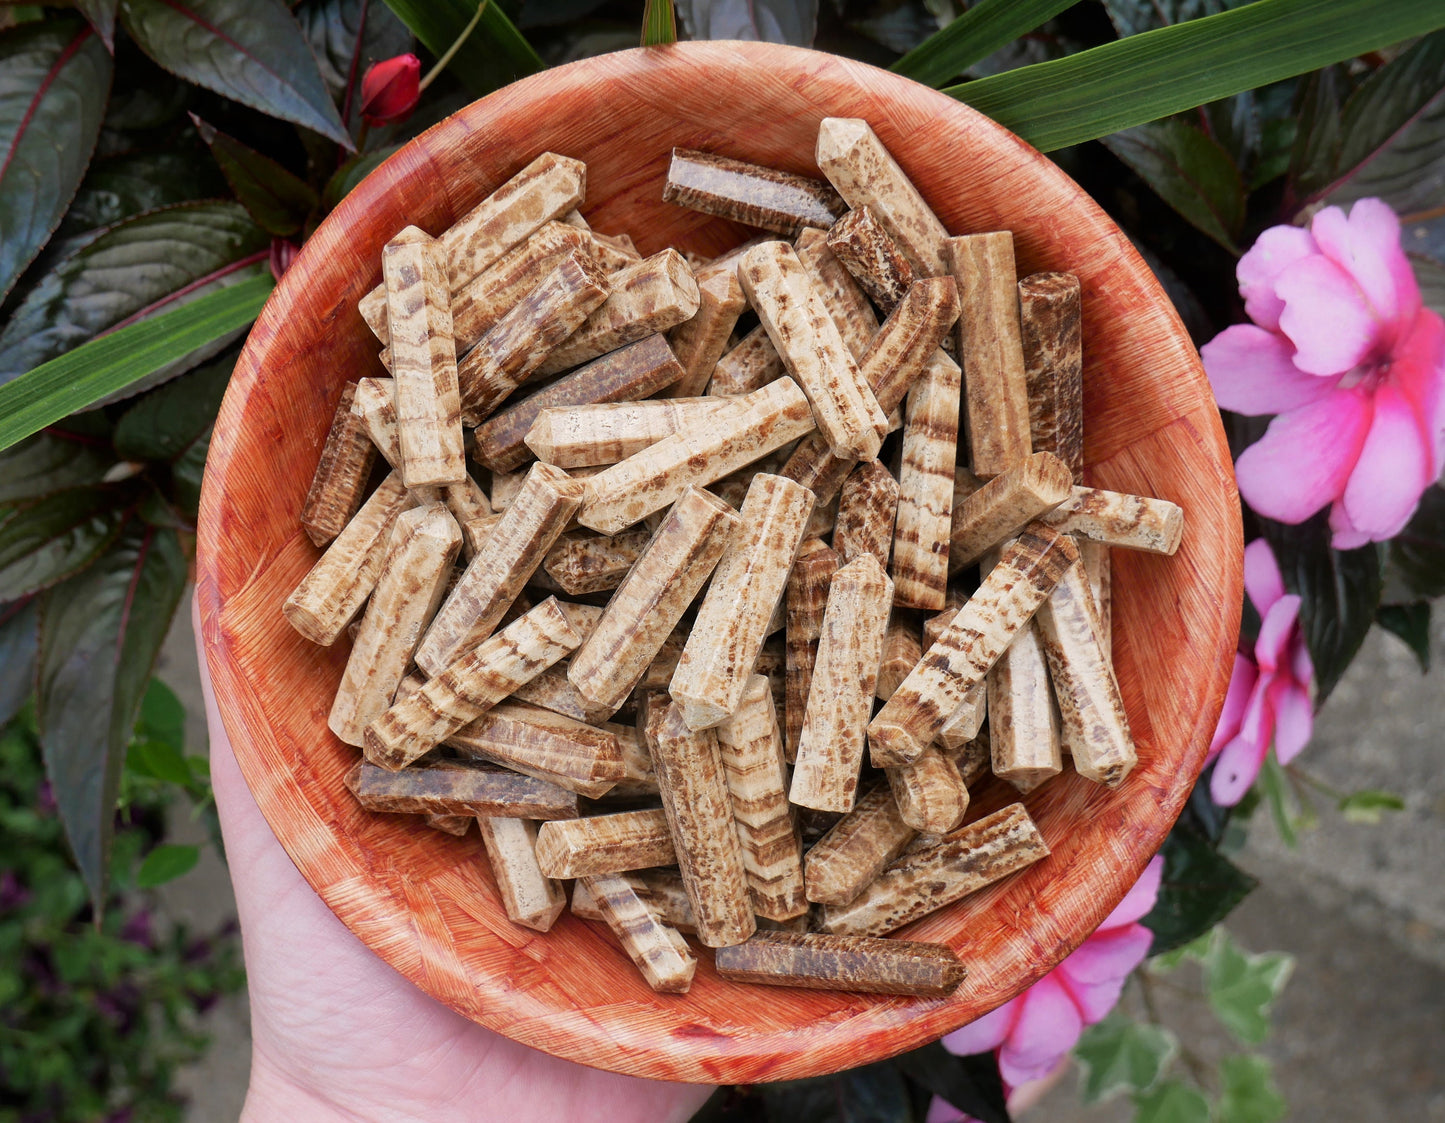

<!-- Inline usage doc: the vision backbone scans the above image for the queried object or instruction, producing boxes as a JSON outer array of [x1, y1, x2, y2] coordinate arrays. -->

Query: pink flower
[[1202, 198, 1445, 549], [1204, 538, 1314, 806], [937, 855, 1165, 1101], [360, 54, 421, 126]]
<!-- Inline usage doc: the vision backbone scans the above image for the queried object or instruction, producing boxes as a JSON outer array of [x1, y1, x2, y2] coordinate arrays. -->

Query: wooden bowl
[[196, 41, 1241, 1084]]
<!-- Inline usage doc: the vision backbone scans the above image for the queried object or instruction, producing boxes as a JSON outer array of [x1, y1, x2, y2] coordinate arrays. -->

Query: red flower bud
[[360, 53, 421, 126]]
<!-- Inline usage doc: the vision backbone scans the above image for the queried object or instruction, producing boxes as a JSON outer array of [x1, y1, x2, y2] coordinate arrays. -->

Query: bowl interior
[[196, 41, 1241, 1084]]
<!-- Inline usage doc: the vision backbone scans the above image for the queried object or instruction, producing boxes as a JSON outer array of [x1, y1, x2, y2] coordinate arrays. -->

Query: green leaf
[[119, 0, 352, 148], [0, 19, 113, 303], [1204, 930, 1293, 1045], [59, 149, 227, 238], [136, 842, 200, 887], [1338, 788, 1406, 824], [1388, 485, 1445, 599], [1375, 602, 1430, 672], [0, 598, 39, 727], [1257, 753, 1298, 846], [36, 523, 188, 907], [0, 273, 272, 454], [642, 0, 677, 45], [759, 1061, 914, 1122], [1132, 1081, 1210, 1123], [112, 347, 235, 463], [383, 0, 543, 96], [1150, 929, 1215, 971], [171, 425, 212, 517], [190, 116, 319, 237], [75, 1, 120, 50], [1143, 824, 1257, 955], [893, 1042, 1010, 1123], [1261, 513, 1383, 704], [323, 144, 402, 209], [1296, 31, 1445, 204], [0, 431, 114, 504], [1101, 119, 1244, 250], [297, 0, 413, 109], [0, 488, 126, 600], [137, 676, 185, 751], [127, 738, 191, 785], [891, 0, 1077, 88], [1101, 0, 1256, 38], [0, 200, 269, 390], [1074, 1013, 1177, 1105], [1216, 1055, 1286, 1123], [1286, 65, 1348, 202], [948, 0, 1445, 153]]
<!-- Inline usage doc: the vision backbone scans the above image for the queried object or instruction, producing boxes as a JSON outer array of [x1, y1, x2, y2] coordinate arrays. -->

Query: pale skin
[[194, 604, 714, 1123]]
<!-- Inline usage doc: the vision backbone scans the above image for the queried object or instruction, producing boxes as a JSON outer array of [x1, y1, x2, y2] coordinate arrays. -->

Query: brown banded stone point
[[671, 473, 815, 730], [283, 472, 412, 646], [382, 227, 467, 488], [300, 382, 377, 545], [1042, 487, 1185, 555], [816, 803, 1050, 937], [1019, 272, 1084, 480], [794, 228, 879, 364], [886, 745, 969, 835], [569, 487, 740, 710], [715, 674, 808, 921], [1036, 559, 1137, 787], [946, 231, 1031, 477], [664, 263, 747, 397], [736, 240, 887, 461], [988, 617, 1064, 793], [526, 397, 732, 468], [869, 525, 1078, 767], [790, 553, 893, 812], [471, 333, 684, 474], [577, 378, 813, 535], [877, 618, 922, 702], [825, 204, 918, 314], [783, 537, 839, 761], [541, 528, 652, 595], [708, 325, 784, 397], [646, 702, 756, 948], [328, 503, 461, 746], [832, 459, 898, 569], [457, 250, 611, 421], [415, 461, 582, 675], [893, 350, 962, 609], [343, 759, 578, 821], [803, 783, 917, 906], [949, 451, 1074, 573], [580, 873, 697, 994], [534, 808, 676, 878], [816, 118, 951, 277], [662, 147, 847, 237], [536, 249, 701, 378], [357, 152, 586, 334], [444, 700, 626, 798], [363, 596, 582, 770], [477, 817, 567, 932], [714, 931, 966, 997], [571, 871, 698, 935]]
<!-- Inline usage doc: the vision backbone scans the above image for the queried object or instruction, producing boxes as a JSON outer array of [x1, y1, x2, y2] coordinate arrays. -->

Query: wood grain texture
[[197, 41, 1240, 1085]]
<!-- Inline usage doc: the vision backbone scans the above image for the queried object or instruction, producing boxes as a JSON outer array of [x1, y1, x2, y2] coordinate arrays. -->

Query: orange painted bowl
[[196, 40, 1242, 1085]]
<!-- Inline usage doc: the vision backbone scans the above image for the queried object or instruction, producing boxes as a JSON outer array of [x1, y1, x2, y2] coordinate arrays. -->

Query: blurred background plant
[[0, 0, 1442, 1119]]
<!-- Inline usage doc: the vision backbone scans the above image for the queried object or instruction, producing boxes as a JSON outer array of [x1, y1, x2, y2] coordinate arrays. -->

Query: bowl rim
[[197, 38, 1242, 1084]]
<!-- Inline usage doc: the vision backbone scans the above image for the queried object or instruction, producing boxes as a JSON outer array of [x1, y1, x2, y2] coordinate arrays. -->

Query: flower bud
[[360, 53, 421, 126]]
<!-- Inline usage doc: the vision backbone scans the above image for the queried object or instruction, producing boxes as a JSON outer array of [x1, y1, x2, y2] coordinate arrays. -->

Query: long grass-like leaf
[[949, 0, 1445, 152], [892, 0, 1077, 88], [382, 0, 542, 96], [0, 274, 272, 452], [642, 0, 677, 46]]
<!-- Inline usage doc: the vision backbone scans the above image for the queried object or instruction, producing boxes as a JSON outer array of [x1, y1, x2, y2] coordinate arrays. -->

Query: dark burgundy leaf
[[0, 597, 39, 728], [190, 115, 318, 236], [0, 430, 114, 505], [75, 0, 120, 50], [0, 488, 127, 600], [1375, 602, 1430, 673]]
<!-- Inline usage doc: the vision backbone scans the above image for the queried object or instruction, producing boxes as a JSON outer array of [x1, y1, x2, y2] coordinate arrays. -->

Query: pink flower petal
[[997, 980, 1084, 1088], [1271, 679, 1313, 765], [1310, 200, 1419, 341], [1337, 381, 1434, 544], [1234, 388, 1372, 523], [1202, 324, 1337, 416], [1061, 923, 1155, 987], [1277, 255, 1382, 375], [1210, 654, 1259, 761], [1211, 729, 1268, 806], [1254, 594, 1301, 674], [1102, 855, 1166, 929], [943, 999, 1017, 1057], [1243, 537, 1286, 615], [1292, 637, 1314, 686], [1389, 307, 1445, 474], [1328, 501, 1372, 550], [926, 1095, 972, 1123], [1237, 224, 1317, 332]]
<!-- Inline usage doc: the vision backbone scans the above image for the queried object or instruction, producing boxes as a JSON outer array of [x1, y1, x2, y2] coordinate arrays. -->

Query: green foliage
[[642, 0, 678, 45], [1133, 1081, 1212, 1123], [891, 0, 1077, 87], [1074, 1013, 1178, 1104], [1101, 119, 1245, 250], [1216, 1055, 1286, 1123], [1143, 807, 1257, 955], [382, 0, 543, 95], [1202, 929, 1294, 1045], [1388, 486, 1445, 600], [191, 115, 320, 237], [948, 0, 1445, 152], [0, 702, 243, 1119], [1375, 602, 1431, 672], [1337, 789, 1406, 824]]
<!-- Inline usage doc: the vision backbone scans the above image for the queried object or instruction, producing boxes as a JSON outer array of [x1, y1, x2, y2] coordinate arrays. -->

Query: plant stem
[[1138, 971, 1212, 1091], [419, 0, 489, 92]]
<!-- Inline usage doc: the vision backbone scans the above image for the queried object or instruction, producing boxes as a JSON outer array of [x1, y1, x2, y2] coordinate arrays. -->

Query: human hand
[[194, 604, 714, 1123]]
